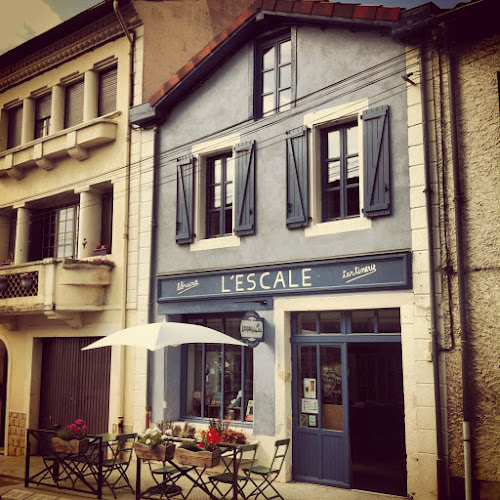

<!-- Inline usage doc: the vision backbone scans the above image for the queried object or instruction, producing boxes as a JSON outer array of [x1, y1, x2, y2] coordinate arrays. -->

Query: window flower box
[[51, 437, 89, 455], [175, 447, 221, 468], [93, 244, 110, 256], [134, 442, 176, 461]]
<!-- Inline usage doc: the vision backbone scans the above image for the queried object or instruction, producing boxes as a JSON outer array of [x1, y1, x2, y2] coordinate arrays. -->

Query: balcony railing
[[0, 258, 113, 328]]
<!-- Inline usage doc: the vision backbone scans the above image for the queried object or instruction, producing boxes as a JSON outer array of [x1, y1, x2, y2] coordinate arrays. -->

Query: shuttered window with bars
[[98, 66, 117, 117], [7, 105, 23, 149], [34, 93, 52, 139], [64, 80, 84, 129]]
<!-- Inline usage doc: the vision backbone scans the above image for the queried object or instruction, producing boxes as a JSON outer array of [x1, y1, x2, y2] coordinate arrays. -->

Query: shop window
[[29, 203, 79, 261], [294, 309, 400, 335], [34, 93, 52, 139], [254, 32, 293, 118], [183, 316, 254, 423], [98, 66, 117, 117], [64, 79, 84, 129], [7, 104, 23, 149]]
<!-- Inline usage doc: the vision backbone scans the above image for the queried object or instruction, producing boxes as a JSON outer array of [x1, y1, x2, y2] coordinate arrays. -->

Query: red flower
[[82, 425, 88, 431], [75, 419, 84, 425]]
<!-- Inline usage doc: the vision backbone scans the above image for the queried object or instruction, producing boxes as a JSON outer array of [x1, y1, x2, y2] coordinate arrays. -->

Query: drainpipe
[[419, 44, 448, 500], [442, 22, 474, 500], [113, 0, 135, 432], [146, 124, 160, 427]]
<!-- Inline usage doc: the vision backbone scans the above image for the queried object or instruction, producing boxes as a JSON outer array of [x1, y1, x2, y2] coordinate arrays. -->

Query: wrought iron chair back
[[244, 438, 290, 500], [208, 443, 259, 500], [99, 432, 137, 498]]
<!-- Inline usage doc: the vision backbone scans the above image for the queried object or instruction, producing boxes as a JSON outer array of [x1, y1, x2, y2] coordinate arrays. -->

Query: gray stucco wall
[[150, 23, 409, 431], [156, 25, 409, 274]]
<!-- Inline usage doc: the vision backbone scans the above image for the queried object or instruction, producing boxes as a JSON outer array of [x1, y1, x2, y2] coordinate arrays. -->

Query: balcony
[[0, 258, 113, 329], [0, 115, 118, 179]]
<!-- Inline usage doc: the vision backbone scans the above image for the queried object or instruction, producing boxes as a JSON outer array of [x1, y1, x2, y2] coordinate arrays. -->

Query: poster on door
[[303, 378, 316, 399]]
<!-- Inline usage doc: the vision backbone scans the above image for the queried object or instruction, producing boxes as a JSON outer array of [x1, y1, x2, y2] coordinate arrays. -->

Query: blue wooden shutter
[[176, 156, 195, 244], [362, 105, 391, 217], [234, 141, 256, 236], [286, 126, 309, 228]]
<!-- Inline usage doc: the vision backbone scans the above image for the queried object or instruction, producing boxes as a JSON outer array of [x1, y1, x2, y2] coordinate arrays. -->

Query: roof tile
[[275, 0, 294, 13], [262, 0, 277, 11], [375, 6, 401, 21], [353, 5, 378, 20], [311, 2, 335, 17], [332, 3, 356, 18], [292, 1, 314, 15]]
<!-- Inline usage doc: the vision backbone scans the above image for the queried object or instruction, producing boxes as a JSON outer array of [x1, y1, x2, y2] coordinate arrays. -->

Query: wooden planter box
[[51, 437, 89, 454], [134, 442, 176, 461], [175, 447, 221, 468]]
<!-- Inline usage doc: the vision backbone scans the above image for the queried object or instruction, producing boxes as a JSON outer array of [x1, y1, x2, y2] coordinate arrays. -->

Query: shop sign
[[240, 311, 264, 347], [158, 252, 411, 303]]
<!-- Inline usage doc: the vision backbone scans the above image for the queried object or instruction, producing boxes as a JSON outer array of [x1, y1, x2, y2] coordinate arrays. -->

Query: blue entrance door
[[292, 343, 350, 487]]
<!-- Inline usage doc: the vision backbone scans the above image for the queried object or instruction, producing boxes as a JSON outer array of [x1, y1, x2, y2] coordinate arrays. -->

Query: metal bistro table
[[25, 429, 117, 499]]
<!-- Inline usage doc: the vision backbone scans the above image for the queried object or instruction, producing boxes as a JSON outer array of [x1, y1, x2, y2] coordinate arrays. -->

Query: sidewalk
[[0, 453, 405, 500]]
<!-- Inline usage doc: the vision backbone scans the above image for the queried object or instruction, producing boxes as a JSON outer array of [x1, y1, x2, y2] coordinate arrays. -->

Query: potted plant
[[93, 244, 110, 256], [175, 428, 222, 468], [134, 426, 175, 461], [51, 418, 89, 454], [20, 273, 33, 289]]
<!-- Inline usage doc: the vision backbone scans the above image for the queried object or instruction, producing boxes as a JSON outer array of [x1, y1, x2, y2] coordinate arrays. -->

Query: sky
[[0, 0, 471, 56]]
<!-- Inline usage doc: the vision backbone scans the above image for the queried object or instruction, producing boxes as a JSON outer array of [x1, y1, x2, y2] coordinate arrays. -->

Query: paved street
[[0, 454, 405, 500]]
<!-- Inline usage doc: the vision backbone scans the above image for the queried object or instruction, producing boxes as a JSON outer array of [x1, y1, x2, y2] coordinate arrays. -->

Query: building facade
[[396, 0, 500, 498], [131, 1, 441, 498]]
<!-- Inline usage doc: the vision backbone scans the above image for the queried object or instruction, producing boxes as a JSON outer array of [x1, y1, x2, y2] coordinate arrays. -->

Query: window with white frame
[[254, 31, 294, 118], [176, 140, 256, 247], [206, 152, 234, 238], [286, 103, 391, 233]]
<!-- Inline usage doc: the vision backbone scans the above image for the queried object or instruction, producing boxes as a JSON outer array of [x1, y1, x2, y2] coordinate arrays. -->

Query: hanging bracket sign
[[240, 311, 264, 347]]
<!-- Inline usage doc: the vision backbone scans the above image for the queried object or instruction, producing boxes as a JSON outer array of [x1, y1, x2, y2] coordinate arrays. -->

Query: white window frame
[[304, 99, 372, 238], [190, 134, 241, 252]]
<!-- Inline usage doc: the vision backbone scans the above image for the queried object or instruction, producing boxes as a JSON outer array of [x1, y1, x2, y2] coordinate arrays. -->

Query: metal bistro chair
[[243, 438, 290, 500], [208, 443, 258, 500], [147, 459, 194, 499], [99, 433, 137, 498]]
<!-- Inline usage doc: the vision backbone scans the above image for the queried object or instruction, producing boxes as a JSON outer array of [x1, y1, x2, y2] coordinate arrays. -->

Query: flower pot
[[21, 278, 33, 289], [93, 248, 109, 256], [175, 447, 221, 468], [0, 281, 8, 292], [51, 437, 89, 454], [134, 442, 176, 461]]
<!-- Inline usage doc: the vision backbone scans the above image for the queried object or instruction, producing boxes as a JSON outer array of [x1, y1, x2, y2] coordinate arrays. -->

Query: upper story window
[[98, 66, 117, 117], [286, 104, 391, 233], [176, 141, 256, 247], [321, 122, 360, 221], [206, 153, 234, 238], [255, 32, 293, 118], [7, 105, 23, 149], [64, 79, 84, 129], [29, 203, 80, 261], [34, 93, 52, 139]]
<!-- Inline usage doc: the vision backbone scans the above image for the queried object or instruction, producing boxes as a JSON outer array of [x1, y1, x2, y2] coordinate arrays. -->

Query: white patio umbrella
[[81, 320, 246, 351]]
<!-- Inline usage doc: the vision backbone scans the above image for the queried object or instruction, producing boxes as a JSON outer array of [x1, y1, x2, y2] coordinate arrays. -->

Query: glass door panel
[[320, 346, 343, 430], [297, 346, 317, 427]]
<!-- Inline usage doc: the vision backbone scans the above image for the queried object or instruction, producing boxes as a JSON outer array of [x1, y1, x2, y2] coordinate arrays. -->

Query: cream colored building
[[0, 0, 258, 457]]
